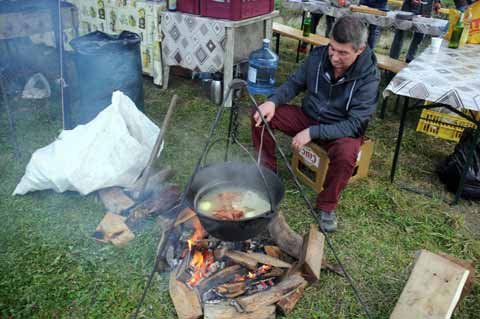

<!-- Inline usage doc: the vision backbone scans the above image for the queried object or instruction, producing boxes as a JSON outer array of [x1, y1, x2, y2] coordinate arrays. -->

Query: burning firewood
[[216, 281, 247, 298], [236, 272, 307, 313], [224, 251, 258, 270], [175, 207, 197, 226], [246, 252, 292, 269], [264, 245, 283, 259]]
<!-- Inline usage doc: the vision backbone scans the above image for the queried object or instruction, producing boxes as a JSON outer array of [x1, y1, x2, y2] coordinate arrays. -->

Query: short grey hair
[[330, 16, 368, 51]]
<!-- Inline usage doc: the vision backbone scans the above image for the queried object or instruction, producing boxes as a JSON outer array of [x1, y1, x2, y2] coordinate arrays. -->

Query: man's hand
[[292, 128, 312, 151], [433, 2, 441, 14], [253, 101, 276, 127]]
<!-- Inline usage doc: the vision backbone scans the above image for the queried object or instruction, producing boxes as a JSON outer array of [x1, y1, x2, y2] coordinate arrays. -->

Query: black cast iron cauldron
[[186, 162, 284, 242]]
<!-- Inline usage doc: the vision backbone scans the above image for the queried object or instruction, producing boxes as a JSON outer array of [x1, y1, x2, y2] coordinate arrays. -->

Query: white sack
[[13, 91, 161, 196]]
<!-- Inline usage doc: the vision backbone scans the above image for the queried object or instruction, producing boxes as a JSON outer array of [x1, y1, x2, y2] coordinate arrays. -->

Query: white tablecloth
[[384, 42, 480, 111]]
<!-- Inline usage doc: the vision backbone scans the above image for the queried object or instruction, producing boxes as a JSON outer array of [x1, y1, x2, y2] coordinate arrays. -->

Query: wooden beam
[[246, 252, 292, 269], [390, 250, 470, 319]]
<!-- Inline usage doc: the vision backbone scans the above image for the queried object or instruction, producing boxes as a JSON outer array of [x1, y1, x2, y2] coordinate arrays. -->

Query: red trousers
[[251, 105, 362, 212]]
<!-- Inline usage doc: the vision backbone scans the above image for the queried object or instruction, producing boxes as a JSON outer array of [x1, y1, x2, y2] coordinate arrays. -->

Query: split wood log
[[204, 302, 275, 319], [301, 224, 324, 283], [236, 272, 307, 313], [196, 265, 245, 298], [127, 185, 180, 224], [276, 280, 308, 315], [264, 245, 283, 259], [246, 252, 292, 268], [98, 187, 135, 214], [216, 281, 247, 298], [263, 267, 285, 278], [390, 250, 470, 319], [224, 251, 258, 270], [175, 207, 197, 226], [268, 212, 303, 259], [169, 271, 203, 319], [321, 260, 345, 277]]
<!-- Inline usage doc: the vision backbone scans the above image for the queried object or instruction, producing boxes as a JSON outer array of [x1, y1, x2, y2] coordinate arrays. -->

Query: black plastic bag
[[437, 128, 480, 199], [70, 31, 144, 126]]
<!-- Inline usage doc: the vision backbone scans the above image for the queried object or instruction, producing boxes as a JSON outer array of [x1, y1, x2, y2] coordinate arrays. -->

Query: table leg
[[452, 126, 480, 205], [390, 96, 409, 183], [162, 64, 170, 90], [264, 18, 273, 42], [223, 27, 235, 108]]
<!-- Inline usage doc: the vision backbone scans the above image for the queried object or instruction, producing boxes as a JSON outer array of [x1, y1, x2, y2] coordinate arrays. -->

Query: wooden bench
[[272, 22, 408, 117], [272, 22, 407, 74]]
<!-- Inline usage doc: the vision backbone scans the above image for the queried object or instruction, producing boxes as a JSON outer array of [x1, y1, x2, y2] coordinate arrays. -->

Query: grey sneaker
[[318, 210, 337, 233]]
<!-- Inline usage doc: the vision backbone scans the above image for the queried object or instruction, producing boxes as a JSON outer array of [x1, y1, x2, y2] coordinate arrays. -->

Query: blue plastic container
[[247, 39, 278, 96]]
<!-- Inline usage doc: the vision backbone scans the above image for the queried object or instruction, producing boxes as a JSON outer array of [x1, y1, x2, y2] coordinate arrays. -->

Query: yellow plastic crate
[[416, 108, 477, 143]]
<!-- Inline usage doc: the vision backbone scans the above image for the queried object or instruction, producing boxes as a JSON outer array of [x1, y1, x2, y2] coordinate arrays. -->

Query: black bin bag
[[70, 31, 144, 126], [437, 128, 480, 199]]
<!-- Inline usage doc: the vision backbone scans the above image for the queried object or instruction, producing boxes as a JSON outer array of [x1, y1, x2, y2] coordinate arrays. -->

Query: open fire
[[164, 207, 327, 319]]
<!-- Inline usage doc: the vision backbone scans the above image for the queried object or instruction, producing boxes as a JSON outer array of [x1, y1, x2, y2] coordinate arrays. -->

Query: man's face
[[328, 39, 365, 73]]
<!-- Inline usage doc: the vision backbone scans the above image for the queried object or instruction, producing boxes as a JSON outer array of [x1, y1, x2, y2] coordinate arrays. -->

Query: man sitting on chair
[[251, 16, 379, 232]]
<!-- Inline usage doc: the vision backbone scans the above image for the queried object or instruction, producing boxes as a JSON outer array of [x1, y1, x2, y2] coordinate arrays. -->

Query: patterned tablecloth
[[284, 0, 448, 36], [161, 11, 273, 73], [66, 0, 166, 85], [384, 42, 480, 111]]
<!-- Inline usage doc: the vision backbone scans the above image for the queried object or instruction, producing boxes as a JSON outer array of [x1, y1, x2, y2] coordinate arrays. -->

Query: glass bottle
[[303, 12, 311, 37], [448, 11, 464, 49], [167, 0, 177, 12]]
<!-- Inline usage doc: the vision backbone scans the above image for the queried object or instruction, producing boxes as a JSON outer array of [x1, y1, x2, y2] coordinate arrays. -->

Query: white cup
[[431, 37, 443, 53]]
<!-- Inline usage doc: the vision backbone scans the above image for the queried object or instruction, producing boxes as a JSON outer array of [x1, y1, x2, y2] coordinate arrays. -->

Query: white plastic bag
[[13, 91, 161, 196]]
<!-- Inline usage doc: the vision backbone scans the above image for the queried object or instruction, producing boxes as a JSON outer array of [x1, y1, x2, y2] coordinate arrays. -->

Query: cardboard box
[[291, 139, 374, 193]]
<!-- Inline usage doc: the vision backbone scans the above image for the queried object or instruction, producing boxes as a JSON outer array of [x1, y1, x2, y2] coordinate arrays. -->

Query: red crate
[[178, 0, 201, 15], [200, 0, 274, 21]]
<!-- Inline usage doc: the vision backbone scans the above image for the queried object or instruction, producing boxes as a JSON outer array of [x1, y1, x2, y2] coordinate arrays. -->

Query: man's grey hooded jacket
[[268, 45, 379, 140]]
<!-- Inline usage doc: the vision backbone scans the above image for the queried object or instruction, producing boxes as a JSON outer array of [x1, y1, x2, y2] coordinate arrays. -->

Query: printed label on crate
[[299, 146, 320, 168]]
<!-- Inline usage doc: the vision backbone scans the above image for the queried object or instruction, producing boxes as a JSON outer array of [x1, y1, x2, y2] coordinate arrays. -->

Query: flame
[[247, 272, 256, 279], [258, 265, 271, 274], [187, 239, 192, 251]]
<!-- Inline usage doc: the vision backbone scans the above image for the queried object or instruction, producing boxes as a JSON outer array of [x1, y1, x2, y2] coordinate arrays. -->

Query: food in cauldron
[[197, 186, 270, 221]]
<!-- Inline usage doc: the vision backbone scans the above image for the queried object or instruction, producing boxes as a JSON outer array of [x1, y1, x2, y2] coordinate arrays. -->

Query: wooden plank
[[272, 22, 330, 46], [350, 5, 388, 16], [302, 224, 325, 283], [390, 250, 470, 319], [169, 271, 203, 319], [376, 54, 407, 73], [204, 302, 275, 319]]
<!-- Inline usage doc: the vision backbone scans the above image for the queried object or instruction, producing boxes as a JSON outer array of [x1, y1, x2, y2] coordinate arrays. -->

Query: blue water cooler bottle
[[247, 39, 279, 96]]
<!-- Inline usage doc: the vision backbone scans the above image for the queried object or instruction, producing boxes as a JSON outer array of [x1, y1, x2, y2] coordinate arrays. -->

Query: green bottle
[[303, 12, 311, 37], [448, 11, 464, 49]]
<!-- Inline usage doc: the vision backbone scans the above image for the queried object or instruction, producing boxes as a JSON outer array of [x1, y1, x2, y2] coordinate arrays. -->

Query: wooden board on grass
[[390, 250, 470, 319]]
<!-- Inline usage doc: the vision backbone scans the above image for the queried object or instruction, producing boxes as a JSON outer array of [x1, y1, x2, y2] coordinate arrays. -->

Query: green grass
[[1, 36, 480, 319]]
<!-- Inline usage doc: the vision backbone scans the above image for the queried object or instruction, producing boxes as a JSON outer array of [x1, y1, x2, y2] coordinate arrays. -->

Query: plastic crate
[[416, 109, 477, 143], [178, 0, 201, 15], [200, 0, 274, 21]]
